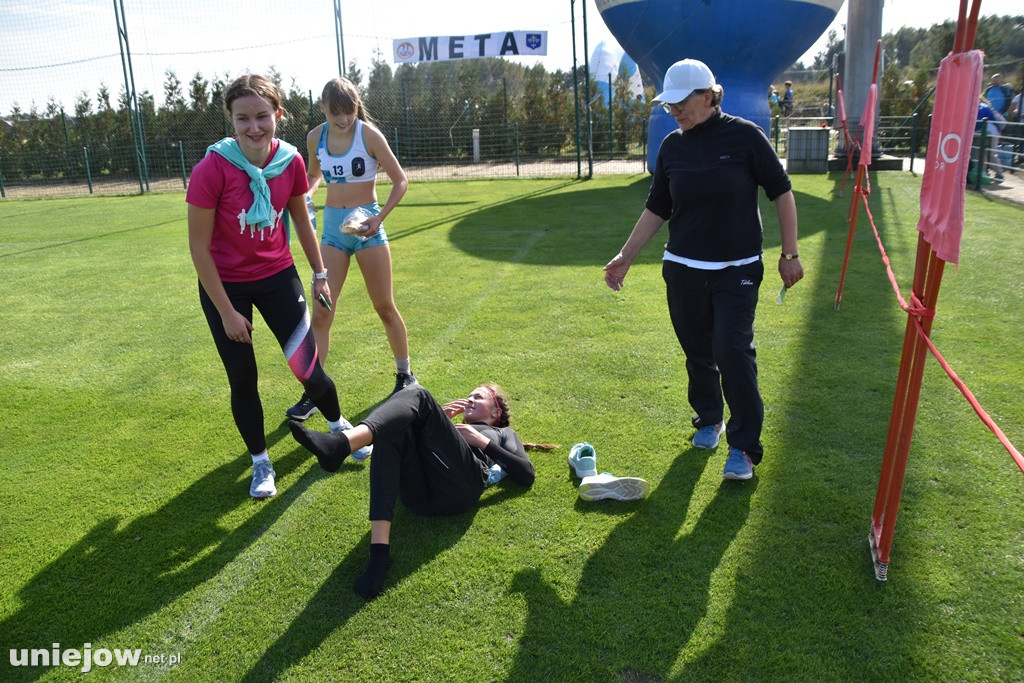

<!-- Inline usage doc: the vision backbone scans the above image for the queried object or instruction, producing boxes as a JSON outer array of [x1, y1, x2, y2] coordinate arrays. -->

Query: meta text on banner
[[393, 31, 547, 63]]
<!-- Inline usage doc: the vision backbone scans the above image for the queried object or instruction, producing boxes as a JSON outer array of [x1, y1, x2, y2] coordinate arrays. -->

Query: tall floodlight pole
[[334, 0, 347, 77], [113, 0, 148, 193], [581, 0, 593, 178], [571, 0, 582, 178]]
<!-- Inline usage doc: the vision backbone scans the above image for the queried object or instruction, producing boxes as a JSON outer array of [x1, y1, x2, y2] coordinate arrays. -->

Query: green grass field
[[1, 174, 1022, 681]]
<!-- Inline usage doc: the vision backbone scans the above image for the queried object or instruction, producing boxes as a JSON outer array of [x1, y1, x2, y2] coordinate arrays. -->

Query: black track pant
[[199, 265, 341, 454], [663, 259, 765, 463], [362, 385, 487, 521]]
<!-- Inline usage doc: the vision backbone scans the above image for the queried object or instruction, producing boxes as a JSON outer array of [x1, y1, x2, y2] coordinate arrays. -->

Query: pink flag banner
[[916, 50, 984, 264], [857, 84, 878, 167]]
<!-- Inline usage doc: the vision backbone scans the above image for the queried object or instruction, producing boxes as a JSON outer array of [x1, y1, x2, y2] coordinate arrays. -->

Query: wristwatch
[[313, 268, 328, 280], [780, 252, 799, 261]]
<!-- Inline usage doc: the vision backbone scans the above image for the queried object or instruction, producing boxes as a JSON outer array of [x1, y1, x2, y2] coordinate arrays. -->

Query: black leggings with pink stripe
[[199, 265, 341, 454]]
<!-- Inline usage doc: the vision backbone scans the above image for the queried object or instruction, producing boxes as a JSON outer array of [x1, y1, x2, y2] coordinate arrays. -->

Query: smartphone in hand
[[317, 292, 332, 312]]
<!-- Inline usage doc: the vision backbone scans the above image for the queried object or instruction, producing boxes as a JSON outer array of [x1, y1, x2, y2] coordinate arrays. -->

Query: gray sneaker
[[250, 460, 277, 498], [692, 421, 725, 449]]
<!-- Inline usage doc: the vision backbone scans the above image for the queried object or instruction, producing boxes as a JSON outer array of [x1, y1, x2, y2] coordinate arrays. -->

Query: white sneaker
[[250, 460, 277, 498], [578, 473, 650, 502]]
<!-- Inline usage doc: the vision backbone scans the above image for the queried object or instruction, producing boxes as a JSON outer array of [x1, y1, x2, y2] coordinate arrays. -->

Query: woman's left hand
[[778, 256, 804, 289], [455, 423, 490, 449], [312, 279, 332, 310]]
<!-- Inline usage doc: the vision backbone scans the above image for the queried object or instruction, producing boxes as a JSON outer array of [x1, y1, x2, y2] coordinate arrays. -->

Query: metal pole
[[570, 0, 581, 178], [608, 73, 613, 160], [0, 154, 6, 198], [641, 117, 646, 173], [828, 63, 834, 120], [402, 81, 410, 162], [582, 0, 593, 178], [84, 146, 93, 195], [503, 77, 510, 161], [61, 108, 72, 180], [308, 90, 315, 131], [178, 140, 187, 189], [113, 0, 146, 193], [333, 0, 346, 77], [515, 122, 520, 176], [909, 112, 918, 172]]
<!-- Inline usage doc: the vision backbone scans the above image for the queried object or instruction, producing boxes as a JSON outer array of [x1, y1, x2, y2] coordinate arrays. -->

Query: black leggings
[[199, 265, 341, 454], [362, 385, 488, 521]]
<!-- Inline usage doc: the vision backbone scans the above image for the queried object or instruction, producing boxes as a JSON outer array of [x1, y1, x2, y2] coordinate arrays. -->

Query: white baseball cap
[[652, 59, 716, 104]]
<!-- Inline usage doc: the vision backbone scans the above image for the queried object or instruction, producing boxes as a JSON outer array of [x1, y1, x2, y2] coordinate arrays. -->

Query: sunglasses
[[660, 90, 707, 113]]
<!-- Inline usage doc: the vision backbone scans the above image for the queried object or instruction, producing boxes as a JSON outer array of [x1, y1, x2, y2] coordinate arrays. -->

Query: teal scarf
[[207, 137, 298, 229]]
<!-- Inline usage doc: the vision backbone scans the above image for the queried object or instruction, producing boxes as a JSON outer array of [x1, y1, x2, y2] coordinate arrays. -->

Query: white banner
[[393, 31, 547, 63]]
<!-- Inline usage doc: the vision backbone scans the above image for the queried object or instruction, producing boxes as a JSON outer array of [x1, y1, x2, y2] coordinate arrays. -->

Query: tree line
[[0, 58, 649, 185]]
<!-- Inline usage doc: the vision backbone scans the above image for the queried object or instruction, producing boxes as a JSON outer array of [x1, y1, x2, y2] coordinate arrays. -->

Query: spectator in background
[[977, 96, 1006, 180], [984, 73, 1012, 117], [769, 87, 780, 113], [781, 81, 794, 117]]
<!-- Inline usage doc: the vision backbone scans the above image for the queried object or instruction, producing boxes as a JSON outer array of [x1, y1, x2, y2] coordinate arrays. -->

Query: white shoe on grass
[[578, 473, 650, 501], [567, 442, 598, 478]]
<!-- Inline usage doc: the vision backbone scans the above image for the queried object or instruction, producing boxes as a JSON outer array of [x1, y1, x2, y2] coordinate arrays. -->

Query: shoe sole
[[579, 477, 650, 501], [285, 406, 319, 421], [722, 470, 753, 481], [250, 487, 277, 498]]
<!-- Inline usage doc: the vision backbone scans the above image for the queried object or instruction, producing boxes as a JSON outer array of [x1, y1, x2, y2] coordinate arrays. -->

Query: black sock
[[288, 420, 351, 472], [354, 543, 392, 600]]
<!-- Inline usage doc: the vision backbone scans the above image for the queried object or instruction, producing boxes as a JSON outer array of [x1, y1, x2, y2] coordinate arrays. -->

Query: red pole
[[834, 165, 865, 310]]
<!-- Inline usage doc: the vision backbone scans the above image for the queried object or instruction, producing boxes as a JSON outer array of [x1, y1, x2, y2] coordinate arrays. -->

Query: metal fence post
[[84, 147, 94, 195], [909, 113, 919, 172], [608, 73, 613, 161], [178, 140, 187, 189], [514, 122, 520, 176], [641, 117, 647, 173], [975, 124, 987, 191], [0, 154, 6, 198], [774, 115, 780, 152]]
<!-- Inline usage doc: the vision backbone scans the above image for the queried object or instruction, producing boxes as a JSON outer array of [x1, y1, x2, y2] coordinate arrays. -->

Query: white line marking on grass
[[419, 230, 546, 360]]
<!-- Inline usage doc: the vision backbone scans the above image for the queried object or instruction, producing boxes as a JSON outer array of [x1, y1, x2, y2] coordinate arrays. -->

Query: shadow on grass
[[678, 170, 916, 677], [444, 176, 835, 268], [0, 421, 310, 683], [506, 451, 755, 681], [241, 485, 526, 682]]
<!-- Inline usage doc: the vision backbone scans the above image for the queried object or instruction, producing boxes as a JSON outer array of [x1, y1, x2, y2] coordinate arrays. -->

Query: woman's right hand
[[443, 399, 468, 419], [603, 253, 631, 291], [222, 309, 254, 344]]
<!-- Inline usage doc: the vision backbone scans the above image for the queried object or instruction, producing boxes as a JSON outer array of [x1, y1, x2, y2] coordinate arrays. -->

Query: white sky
[[1, 0, 1019, 114]]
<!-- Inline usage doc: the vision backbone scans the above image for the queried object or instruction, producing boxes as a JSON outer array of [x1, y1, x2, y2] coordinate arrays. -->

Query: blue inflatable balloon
[[597, 0, 842, 170], [590, 39, 644, 108]]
